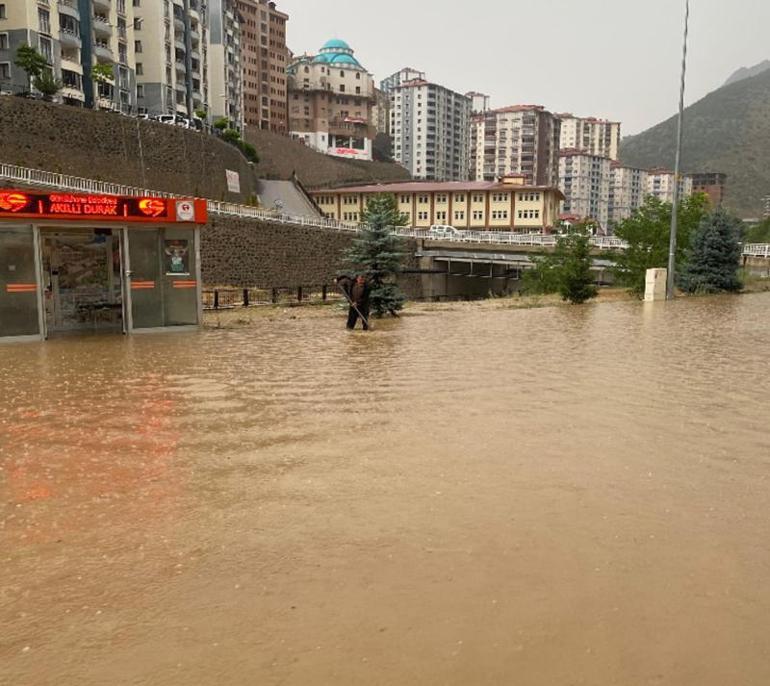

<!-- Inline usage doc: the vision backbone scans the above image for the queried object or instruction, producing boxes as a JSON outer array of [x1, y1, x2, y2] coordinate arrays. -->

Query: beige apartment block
[[311, 178, 563, 232], [237, 0, 288, 133], [609, 163, 649, 227], [287, 39, 376, 160], [559, 151, 612, 230], [558, 114, 621, 160], [134, 0, 209, 118], [0, 0, 136, 112], [470, 105, 561, 187], [646, 168, 693, 204]]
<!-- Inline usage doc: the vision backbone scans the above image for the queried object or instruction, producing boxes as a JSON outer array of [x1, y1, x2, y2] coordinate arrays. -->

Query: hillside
[[724, 60, 770, 87], [244, 128, 411, 189], [619, 68, 770, 217]]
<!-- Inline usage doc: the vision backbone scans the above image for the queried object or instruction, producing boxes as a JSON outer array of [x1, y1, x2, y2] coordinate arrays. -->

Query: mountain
[[620, 68, 770, 217], [724, 60, 770, 87]]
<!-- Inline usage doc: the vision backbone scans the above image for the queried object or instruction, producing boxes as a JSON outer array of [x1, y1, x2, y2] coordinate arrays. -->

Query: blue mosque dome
[[313, 38, 363, 68]]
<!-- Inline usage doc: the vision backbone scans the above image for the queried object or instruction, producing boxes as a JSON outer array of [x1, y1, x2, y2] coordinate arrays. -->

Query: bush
[[221, 128, 241, 143], [238, 141, 259, 164], [213, 117, 229, 131]]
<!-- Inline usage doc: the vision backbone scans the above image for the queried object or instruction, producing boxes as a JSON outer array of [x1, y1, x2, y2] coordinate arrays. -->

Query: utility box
[[644, 268, 668, 302]]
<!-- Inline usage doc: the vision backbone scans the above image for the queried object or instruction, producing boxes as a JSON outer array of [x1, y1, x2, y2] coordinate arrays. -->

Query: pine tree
[[679, 209, 743, 294], [341, 194, 407, 317], [553, 227, 599, 304]]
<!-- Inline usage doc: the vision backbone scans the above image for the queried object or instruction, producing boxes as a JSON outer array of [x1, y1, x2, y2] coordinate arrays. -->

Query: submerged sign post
[[0, 190, 208, 224]]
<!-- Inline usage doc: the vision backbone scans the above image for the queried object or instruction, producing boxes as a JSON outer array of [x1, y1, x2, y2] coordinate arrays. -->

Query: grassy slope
[[245, 128, 410, 189], [619, 69, 770, 217]]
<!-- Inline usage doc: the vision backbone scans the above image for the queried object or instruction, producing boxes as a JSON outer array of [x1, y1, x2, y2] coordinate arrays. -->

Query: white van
[[428, 224, 461, 239]]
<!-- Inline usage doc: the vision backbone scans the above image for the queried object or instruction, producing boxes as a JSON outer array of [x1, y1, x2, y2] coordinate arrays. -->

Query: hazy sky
[[279, 0, 770, 136]]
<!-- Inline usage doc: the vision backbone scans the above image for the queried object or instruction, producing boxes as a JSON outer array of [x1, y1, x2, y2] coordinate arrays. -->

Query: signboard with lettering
[[225, 170, 241, 194], [0, 191, 207, 224]]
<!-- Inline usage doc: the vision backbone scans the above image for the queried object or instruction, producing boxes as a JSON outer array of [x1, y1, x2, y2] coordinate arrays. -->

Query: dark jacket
[[350, 280, 371, 308]]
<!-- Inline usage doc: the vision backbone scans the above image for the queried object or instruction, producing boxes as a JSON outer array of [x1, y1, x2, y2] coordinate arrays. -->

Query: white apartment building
[[208, 0, 242, 129], [559, 151, 611, 229], [134, 0, 209, 118], [465, 91, 490, 114], [558, 114, 621, 160], [646, 168, 693, 204], [379, 66, 425, 94], [470, 105, 561, 187], [609, 163, 649, 228], [391, 79, 472, 181], [0, 0, 136, 112]]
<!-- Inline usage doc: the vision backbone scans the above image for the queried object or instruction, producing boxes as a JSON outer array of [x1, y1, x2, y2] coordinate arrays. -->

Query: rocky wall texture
[[201, 216, 421, 296], [0, 97, 259, 202]]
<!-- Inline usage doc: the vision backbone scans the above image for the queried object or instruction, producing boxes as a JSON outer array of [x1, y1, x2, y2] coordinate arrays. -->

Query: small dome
[[321, 38, 351, 51]]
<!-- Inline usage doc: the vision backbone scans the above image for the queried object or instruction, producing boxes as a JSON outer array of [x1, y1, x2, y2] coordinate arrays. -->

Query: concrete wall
[[0, 97, 259, 202], [201, 216, 421, 294]]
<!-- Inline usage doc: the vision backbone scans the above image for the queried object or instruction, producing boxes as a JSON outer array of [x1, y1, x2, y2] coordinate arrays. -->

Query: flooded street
[[2, 293, 770, 685]]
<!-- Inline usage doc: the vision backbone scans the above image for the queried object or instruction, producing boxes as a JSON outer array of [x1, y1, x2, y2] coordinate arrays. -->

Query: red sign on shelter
[[0, 191, 207, 224]]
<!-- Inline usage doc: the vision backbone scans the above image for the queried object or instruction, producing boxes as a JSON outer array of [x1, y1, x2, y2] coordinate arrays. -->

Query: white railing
[[2, 162, 770, 257], [743, 243, 770, 258]]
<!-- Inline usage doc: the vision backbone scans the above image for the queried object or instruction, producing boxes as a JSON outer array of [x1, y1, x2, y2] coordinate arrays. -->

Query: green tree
[[32, 69, 62, 101], [90, 63, 114, 107], [341, 194, 407, 317], [679, 209, 743, 294], [213, 117, 230, 131], [521, 253, 559, 295], [613, 194, 708, 296], [14, 44, 48, 93], [744, 218, 770, 244], [221, 128, 241, 143]]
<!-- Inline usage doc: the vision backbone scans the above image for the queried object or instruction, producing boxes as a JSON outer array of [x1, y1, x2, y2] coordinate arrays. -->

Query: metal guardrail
[[2, 162, 769, 257]]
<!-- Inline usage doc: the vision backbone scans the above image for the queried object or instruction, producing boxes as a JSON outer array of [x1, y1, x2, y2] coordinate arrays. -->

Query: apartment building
[[646, 168, 693, 203], [287, 39, 375, 160], [689, 172, 727, 208], [134, 0, 209, 118], [470, 106, 561, 187], [466, 91, 490, 114], [208, 0, 242, 129], [557, 114, 621, 160], [559, 151, 612, 229], [0, 0, 136, 112], [379, 67, 425, 94], [311, 177, 564, 233], [609, 163, 649, 228], [391, 79, 472, 181], [237, 0, 288, 133]]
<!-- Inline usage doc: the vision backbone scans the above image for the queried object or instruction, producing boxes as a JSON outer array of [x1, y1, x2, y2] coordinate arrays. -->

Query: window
[[136, 84, 144, 97], [38, 9, 51, 35], [135, 40, 142, 53], [0, 62, 10, 81], [436, 194, 447, 203], [454, 194, 465, 203], [0, 33, 7, 50], [39, 37, 53, 64], [418, 195, 429, 204], [418, 211, 429, 220], [473, 210, 483, 220], [0, 5, 6, 20], [436, 211, 447, 221], [136, 62, 143, 75], [399, 195, 410, 204], [454, 211, 465, 221]]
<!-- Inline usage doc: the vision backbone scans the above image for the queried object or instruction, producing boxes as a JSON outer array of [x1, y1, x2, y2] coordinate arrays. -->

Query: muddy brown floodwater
[[2, 294, 770, 685]]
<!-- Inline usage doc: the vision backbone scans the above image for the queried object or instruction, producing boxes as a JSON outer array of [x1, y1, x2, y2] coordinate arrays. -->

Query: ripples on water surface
[[2, 294, 770, 685]]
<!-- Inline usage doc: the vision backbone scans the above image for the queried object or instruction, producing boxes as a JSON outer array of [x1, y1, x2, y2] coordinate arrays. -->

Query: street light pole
[[666, 0, 691, 300]]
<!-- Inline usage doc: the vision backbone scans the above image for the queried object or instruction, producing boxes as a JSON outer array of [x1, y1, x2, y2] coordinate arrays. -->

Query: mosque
[[287, 39, 377, 161]]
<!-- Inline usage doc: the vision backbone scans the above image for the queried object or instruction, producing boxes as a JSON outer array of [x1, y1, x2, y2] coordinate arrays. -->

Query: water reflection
[[2, 294, 770, 685]]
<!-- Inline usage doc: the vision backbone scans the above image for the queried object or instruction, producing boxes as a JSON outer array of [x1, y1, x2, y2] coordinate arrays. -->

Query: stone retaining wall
[[201, 216, 421, 296]]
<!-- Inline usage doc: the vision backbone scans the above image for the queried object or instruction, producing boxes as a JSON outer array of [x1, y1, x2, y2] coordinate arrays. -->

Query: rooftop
[[316, 181, 564, 199]]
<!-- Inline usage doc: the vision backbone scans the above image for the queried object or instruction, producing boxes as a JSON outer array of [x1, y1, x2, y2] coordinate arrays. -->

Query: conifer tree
[[552, 227, 599, 304], [341, 194, 407, 317], [679, 209, 743, 293]]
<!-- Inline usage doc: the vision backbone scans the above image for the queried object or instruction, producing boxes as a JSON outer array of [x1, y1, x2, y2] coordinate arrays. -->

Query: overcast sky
[[278, 0, 770, 136]]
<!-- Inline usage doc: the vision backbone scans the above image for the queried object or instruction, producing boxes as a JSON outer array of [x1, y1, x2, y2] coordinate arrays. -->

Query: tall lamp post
[[666, 0, 691, 300]]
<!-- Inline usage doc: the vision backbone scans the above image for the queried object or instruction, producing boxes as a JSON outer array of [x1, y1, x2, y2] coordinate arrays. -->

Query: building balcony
[[61, 86, 86, 103], [93, 0, 111, 11], [175, 39, 186, 52], [175, 60, 186, 73], [59, 28, 82, 48], [92, 16, 113, 37], [93, 42, 113, 62], [174, 17, 185, 32], [60, 57, 83, 74], [58, 0, 81, 20]]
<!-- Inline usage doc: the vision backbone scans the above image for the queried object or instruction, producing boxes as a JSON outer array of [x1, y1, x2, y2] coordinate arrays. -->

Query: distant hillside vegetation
[[245, 128, 410, 189], [620, 68, 770, 218], [724, 60, 770, 87]]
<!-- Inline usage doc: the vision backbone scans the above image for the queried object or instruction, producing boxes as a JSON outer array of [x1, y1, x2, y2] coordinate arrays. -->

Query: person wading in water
[[346, 275, 371, 331]]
